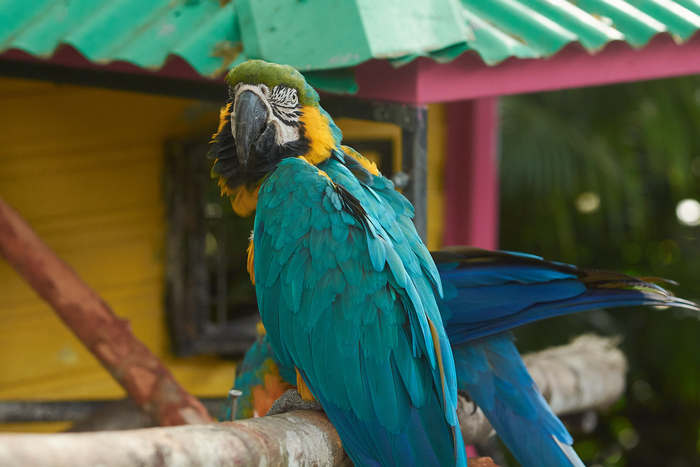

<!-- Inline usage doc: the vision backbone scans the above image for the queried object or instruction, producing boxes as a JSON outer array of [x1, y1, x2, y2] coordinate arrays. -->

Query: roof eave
[[354, 32, 700, 104]]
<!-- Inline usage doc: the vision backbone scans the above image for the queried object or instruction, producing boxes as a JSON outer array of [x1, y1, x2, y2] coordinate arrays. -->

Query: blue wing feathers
[[452, 334, 582, 467], [434, 247, 697, 467]]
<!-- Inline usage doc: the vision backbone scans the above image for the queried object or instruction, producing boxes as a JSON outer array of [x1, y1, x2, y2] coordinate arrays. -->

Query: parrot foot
[[266, 389, 325, 416]]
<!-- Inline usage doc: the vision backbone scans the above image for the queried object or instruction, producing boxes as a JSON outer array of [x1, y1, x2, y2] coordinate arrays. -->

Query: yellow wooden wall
[[0, 77, 237, 432], [0, 76, 446, 432]]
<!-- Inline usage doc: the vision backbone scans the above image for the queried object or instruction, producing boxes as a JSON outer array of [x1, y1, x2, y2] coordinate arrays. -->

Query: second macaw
[[210, 59, 698, 467]]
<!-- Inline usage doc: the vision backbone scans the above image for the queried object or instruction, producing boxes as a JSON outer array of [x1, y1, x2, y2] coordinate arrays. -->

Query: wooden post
[[444, 97, 500, 249], [0, 197, 212, 426]]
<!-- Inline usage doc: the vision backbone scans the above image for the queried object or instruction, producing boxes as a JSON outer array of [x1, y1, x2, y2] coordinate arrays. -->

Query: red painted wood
[[356, 33, 700, 104], [443, 98, 500, 250]]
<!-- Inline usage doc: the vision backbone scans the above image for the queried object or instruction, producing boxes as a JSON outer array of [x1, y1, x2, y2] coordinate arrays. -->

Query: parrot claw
[[265, 389, 325, 416]]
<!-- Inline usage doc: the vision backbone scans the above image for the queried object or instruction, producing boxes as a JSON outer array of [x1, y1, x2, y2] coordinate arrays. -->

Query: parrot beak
[[234, 90, 269, 166]]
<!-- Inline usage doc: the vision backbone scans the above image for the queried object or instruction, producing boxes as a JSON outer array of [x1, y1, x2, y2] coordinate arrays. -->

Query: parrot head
[[209, 60, 343, 216]]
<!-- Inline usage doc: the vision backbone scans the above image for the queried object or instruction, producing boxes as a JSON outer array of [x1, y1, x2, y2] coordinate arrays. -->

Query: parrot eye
[[270, 85, 299, 108]]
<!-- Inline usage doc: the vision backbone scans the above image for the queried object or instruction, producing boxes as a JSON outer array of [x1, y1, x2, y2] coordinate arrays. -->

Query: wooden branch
[[523, 334, 627, 415], [0, 409, 498, 467], [0, 335, 624, 466], [0, 197, 211, 426], [0, 411, 351, 467], [458, 334, 627, 445]]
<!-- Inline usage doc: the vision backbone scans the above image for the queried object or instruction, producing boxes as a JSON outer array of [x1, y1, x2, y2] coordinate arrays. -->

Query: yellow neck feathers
[[341, 145, 380, 176], [299, 105, 337, 165], [213, 103, 232, 142], [247, 236, 255, 285], [219, 179, 261, 217]]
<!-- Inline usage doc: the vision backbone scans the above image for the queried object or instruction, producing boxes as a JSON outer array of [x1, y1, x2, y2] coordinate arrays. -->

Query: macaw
[[218, 322, 296, 422], [209, 60, 698, 467], [222, 246, 697, 466], [210, 59, 468, 467]]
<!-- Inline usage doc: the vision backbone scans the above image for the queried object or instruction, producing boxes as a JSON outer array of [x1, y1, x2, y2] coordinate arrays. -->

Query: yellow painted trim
[[296, 368, 316, 401], [341, 145, 380, 176], [299, 105, 336, 165]]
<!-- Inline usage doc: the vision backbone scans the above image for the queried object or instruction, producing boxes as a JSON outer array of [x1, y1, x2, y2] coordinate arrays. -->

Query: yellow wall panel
[[427, 104, 446, 250], [0, 77, 236, 432]]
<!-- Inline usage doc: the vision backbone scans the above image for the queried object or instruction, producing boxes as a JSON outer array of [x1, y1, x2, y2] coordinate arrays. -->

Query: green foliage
[[500, 76, 700, 466]]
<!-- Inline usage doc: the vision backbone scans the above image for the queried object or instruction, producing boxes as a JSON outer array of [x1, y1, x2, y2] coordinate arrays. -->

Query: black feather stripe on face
[[269, 85, 302, 127], [208, 98, 239, 181]]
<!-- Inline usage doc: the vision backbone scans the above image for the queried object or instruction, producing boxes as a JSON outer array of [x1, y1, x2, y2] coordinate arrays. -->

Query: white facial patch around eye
[[231, 83, 300, 146]]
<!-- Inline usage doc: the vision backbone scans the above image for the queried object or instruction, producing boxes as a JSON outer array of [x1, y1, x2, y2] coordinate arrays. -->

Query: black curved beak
[[234, 90, 269, 166]]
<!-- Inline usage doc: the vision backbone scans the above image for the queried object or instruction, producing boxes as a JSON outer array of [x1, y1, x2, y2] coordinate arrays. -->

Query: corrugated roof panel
[[0, 0, 699, 89], [103, 2, 221, 68], [460, 0, 579, 56], [0, 0, 237, 78], [573, 0, 668, 46], [357, 0, 471, 59], [674, 0, 700, 16], [3, 1, 102, 57], [461, 9, 541, 64], [0, 0, 55, 46], [515, 0, 625, 49], [171, 2, 240, 77], [630, 0, 700, 39]]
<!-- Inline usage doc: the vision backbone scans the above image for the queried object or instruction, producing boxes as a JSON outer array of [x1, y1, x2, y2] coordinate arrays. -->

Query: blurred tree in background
[[499, 76, 700, 467]]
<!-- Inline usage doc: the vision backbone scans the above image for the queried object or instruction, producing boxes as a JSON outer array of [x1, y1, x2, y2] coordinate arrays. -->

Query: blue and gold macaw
[[222, 246, 697, 466], [210, 60, 468, 467], [210, 60, 698, 467]]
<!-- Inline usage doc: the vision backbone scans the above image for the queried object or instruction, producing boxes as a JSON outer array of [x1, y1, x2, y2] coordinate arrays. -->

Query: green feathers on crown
[[225, 60, 320, 106]]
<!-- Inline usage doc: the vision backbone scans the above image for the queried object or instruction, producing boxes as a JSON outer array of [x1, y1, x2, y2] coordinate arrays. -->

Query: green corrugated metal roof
[[0, 0, 239, 77], [1, 0, 699, 86]]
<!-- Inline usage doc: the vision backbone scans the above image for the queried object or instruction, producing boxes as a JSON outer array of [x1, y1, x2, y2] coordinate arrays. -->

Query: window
[[164, 97, 426, 357]]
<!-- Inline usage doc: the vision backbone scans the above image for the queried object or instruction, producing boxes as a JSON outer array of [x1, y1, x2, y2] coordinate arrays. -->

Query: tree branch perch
[[0, 197, 212, 426], [0, 335, 626, 466]]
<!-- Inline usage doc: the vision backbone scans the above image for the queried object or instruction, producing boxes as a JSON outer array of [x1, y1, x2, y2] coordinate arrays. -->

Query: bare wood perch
[[0, 197, 212, 426], [0, 335, 625, 467], [0, 408, 497, 467], [524, 334, 627, 415], [0, 411, 351, 467]]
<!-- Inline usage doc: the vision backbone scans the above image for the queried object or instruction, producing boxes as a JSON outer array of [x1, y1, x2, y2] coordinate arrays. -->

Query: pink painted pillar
[[443, 98, 500, 250]]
